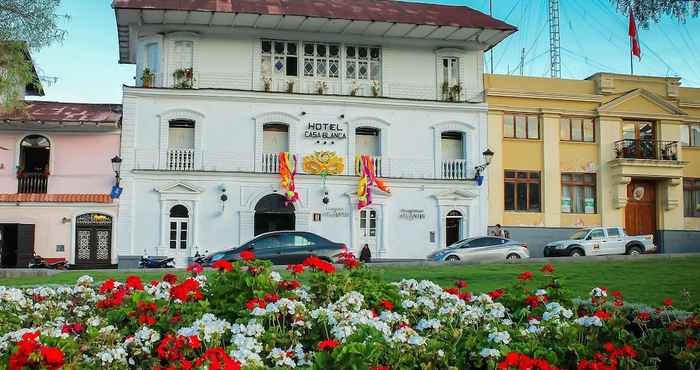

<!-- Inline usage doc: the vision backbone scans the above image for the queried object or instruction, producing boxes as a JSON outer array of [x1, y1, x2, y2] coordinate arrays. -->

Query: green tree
[[0, 0, 67, 110], [610, 0, 700, 28]]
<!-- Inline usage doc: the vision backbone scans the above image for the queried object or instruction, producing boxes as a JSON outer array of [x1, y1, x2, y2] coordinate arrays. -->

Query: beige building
[[486, 73, 700, 256]]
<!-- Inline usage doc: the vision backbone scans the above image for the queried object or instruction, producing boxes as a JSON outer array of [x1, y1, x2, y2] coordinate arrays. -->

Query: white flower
[[269, 271, 282, 282], [480, 348, 501, 358], [487, 331, 511, 345]]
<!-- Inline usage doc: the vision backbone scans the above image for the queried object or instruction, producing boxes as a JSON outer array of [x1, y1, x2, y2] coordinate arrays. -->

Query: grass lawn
[[1, 257, 698, 309]]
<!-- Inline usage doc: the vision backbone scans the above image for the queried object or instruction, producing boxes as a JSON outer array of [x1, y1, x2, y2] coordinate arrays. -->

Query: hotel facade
[[112, 0, 516, 266], [486, 73, 700, 256]]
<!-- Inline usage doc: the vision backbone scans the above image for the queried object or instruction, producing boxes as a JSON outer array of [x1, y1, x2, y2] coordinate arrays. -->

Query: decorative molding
[[612, 176, 631, 209], [253, 111, 300, 172], [346, 116, 392, 175], [155, 182, 204, 195], [486, 88, 603, 103], [432, 120, 477, 180], [598, 89, 687, 116], [157, 108, 206, 170]]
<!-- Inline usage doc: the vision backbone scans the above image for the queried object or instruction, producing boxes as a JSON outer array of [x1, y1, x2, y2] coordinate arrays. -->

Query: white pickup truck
[[543, 227, 656, 257]]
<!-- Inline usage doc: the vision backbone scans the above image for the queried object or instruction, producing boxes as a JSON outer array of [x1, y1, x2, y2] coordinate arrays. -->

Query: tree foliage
[[611, 0, 700, 28], [0, 0, 67, 110]]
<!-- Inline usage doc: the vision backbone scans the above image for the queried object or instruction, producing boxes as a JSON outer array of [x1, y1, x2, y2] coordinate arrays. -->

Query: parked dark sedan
[[202, 231, 348, 266]]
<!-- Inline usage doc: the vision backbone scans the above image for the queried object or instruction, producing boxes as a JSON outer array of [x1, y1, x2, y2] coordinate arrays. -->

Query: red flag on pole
[[628, 9, 641, 59]]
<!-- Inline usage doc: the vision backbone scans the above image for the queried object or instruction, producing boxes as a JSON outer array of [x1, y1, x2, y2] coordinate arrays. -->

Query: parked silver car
[[427, 237, 530, 262]]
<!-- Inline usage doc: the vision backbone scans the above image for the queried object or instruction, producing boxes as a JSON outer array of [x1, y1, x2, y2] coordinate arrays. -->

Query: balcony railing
[[442, 159, 470, 180], [355, 156, 383, 177], [167, 148, 195, 171], [614, 139, 679, 161], [261, 153, 282, 174], [17, 172, 48, 193]]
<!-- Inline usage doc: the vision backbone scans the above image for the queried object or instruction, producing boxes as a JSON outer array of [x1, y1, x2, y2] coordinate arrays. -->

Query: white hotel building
[[112, 0, 516, 266]]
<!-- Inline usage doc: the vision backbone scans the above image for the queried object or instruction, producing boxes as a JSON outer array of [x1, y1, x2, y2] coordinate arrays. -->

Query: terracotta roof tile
[[0, 194, 113, 203], [0, 101, 122, 123], [112, 0, 516, 31]]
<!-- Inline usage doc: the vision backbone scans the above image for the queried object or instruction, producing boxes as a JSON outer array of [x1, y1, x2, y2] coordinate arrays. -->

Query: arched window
[[445, 210, 463, 247], [18, 135, 51, 193], [169, 205, 189, 250]]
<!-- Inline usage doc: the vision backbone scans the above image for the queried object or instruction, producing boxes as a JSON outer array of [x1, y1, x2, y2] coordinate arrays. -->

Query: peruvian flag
[[628, 8, 641, 59]]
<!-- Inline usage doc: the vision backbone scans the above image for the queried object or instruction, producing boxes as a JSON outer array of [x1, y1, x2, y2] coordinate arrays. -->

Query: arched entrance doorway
[[445, 210, 463, 247], [254, 194, 295, 236], [75, 213, 112, 267]]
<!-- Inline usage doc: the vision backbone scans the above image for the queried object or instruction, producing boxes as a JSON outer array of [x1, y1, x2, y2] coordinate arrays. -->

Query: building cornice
[[487, 105, 597, 117], [486, 88, 603, 103], [123, 86, 489, 112]]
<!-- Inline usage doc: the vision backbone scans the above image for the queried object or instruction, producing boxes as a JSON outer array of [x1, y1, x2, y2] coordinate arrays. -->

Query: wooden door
[[16, 224, 35, 268], [625, 181, 657, 237]]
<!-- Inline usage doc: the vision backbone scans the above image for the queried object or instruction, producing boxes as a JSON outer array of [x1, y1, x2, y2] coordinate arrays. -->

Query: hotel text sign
[[304, 122, 347, 140]]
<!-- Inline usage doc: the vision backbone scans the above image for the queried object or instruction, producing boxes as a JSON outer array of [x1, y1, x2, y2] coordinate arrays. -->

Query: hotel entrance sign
[[304, 122, 347, 141]]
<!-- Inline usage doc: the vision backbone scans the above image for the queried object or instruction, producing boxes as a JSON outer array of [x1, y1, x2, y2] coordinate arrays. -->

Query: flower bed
[[1, 254, 698, 369]]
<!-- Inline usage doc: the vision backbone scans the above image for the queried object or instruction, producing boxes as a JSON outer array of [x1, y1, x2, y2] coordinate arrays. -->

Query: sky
[[30, 0, 700, 104]]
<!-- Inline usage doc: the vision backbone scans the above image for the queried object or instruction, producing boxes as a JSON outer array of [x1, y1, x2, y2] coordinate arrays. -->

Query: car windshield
[[569, 230, 590, 240]]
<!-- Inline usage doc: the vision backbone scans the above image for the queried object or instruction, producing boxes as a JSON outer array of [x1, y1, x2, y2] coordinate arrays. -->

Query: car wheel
[[506, 253, 521, 260], [569, 249, 583, 257], [627, 246, 642, 256], [445, 255, 460, 262]]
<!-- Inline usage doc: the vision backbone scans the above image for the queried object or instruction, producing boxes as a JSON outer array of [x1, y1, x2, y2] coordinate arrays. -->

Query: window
[[684, 178, 700, 217], [303, 43, 340, 78], [607, 228, 620, 238], [168, 119, 195, 149], [504, 171, 541, 212], [254, 236, 283, 250], [169, 205, 189, 250], [144, 43, 160, 75], [560, 117, 595, 142], [174, 41, 193, 70], [503, 114, 539, 139], [441, 131, 464, 160], [346, 45, 381, 81], [263, 123, 289, 153], [440, 57, 460, 100], [588, 229, 605, 240], [356, 127, 380, 156], [261, 40, 298, 77], [681, 124, 700, 147], [279, 234, 315, 247], [360, 209, 377, 237], [561, 173, 597, 214]]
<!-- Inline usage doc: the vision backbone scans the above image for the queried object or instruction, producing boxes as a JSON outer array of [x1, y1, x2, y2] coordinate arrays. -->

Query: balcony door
[[18, 135, 50, 193], [622, 121, 656, 159]]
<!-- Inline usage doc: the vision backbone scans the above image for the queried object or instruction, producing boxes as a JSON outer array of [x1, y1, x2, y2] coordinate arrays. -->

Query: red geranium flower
[[456, 280, 468, 289], [594, 310, 611, 320], [212, 259, 233, 272], [303, 256, 335, 273], [187, 263, 204, 274], [371, 367, 390, 370], [637, 311, 651, 321], [126, 276, 144, 291], [488, 289, 505, 300], [663, 298, 673, 307], [379, 299, 394, 311], [99, 278, 116, 294], [539, 263, 554, 274], [40, 346, 64, 370], [162, 273, 178, 284], [318, 339, 339, 351], [240, 250, 255, 261], [517, 271, 534, 281], [287, 264, 305, 274]]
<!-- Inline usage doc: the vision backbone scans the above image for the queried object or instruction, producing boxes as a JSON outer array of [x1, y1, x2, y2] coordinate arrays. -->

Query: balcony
[[614, 139, 679, 161], [354, 156, 383, 177], [17, 172, 48, 194], [441, 159, 470, 180], [167, 149, 195, 171]]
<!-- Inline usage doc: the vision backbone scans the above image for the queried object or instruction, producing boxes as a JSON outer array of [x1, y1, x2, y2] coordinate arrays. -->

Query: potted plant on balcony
[[262, 76, 272, 92], [286, 80, 295, 94], [141, 68, 155, 88], [16, 165, 24, 179], [173, 68, 194, 89], [441, 81, 450, 101], [317, 81, 328, 95], [449, 84, 462, 102], [371, 80, 381, 97], [350, 81, 360, 96]]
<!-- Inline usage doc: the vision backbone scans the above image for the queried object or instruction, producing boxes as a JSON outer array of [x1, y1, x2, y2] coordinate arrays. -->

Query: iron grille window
[[684, 178, 700, 217], [561, 173, 597, 214], [504, 170, 541, 212], [503, 114, 540, 139]]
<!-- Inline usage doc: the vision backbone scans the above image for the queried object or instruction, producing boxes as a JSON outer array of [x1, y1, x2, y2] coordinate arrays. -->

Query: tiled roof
[[0, 194, 113, 203], [112, 0, 516, 31], [0, 101, 122, 123]]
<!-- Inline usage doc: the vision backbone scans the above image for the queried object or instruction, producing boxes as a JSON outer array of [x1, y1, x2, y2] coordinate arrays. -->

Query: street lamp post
[[111, 156, 122, 186], [473, 149, 494, 186]]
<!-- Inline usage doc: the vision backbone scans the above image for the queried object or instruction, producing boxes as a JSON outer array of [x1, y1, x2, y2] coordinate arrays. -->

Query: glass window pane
[[530, 172, 540, 179], [505, 171, 516, 178], [358, 47, 368, 59], [562, 184, 571, 213], [607, 228, 620, 237], [370, 48, 380, 60], [529, 183, 541, 211], [527, 116, 539, 139], [691, 125, 700, 147], [560, 118, 571, 140], [584, 186, 596, 213], [515, 116, 526, 138], [572, 185, 584, 213], [504, 115, 514, 138], [274, 42, 285, 54], [286, 57, 297, 76], [590, 229, 605, 239], [505, 183, 515, 210], [262, 40, 272, 53], [346, 46, 355, 58], [287, 42, 296, 55], [170, 241, 176, 249], [517, 183, 528, 210], [517, 172, 528, 179], [329, 45, 339, 57], [681, 124, 690, 146], [571, 118, 583, 141], [583, 119, 594, 142], [317, 44, 326, 57]]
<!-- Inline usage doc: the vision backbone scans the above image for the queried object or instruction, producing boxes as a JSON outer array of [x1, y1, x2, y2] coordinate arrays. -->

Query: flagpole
[[630, 49, 634, 75]]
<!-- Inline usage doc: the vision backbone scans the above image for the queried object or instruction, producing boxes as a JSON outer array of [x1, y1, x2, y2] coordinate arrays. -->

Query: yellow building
[[485, 73, 700, 256]]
